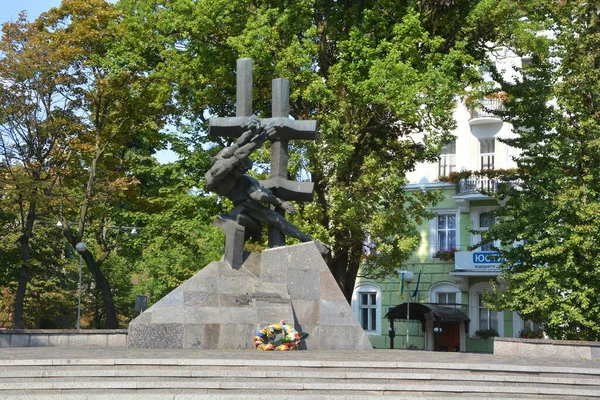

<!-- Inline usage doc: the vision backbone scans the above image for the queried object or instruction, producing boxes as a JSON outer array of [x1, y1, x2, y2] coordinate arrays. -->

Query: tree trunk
[[80, 251, 119, 328], [13, 201, 36, 329], [328, 233, 364, 304], [13, 264, 29, 330]]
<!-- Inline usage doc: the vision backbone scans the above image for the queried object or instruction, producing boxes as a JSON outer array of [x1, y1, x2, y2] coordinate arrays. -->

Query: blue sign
[[472, 252, 506, 264]]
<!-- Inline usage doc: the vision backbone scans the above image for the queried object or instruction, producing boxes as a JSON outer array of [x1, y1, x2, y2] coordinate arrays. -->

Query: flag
[[411, 271, 421, 299], [399, 271, 405, 299]]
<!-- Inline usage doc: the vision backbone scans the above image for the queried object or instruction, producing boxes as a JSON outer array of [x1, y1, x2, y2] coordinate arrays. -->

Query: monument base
[[127, 242, 372, 350]]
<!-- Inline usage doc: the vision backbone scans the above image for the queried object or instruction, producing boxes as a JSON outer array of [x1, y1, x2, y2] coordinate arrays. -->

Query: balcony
[[448, 173, 521, 212], [454, 176, 518, 195], [468, 97, 505, 127]]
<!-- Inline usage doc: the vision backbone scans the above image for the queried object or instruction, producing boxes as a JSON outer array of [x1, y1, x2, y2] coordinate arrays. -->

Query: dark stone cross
[[208, 58, 317, 260]]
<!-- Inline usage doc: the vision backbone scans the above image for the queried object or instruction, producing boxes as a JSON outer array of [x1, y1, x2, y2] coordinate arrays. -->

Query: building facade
[[351, 53, 538, 351]]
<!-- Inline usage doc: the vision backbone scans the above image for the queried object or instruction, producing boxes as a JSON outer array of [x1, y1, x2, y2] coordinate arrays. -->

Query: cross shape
[[208, 58, 317, 247]]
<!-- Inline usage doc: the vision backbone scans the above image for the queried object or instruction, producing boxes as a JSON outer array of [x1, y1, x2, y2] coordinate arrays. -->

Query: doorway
[[437, 322, 460, 352]]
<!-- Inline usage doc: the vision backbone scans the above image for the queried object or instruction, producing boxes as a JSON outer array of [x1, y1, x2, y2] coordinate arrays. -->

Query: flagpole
[[407, 285, 410, 345], [403, 271, 414, 347]]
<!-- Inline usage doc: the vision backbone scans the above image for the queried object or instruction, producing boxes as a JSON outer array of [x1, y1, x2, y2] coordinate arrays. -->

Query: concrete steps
[[0, 355, 599, 399]]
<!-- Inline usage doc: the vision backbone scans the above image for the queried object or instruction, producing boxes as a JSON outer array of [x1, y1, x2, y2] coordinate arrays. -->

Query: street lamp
[[402, 271, 414, 347], [75, 241, 87, 330]]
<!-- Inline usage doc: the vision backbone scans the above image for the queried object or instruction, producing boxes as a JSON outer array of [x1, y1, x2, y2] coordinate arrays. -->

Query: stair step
[[1, 368, 600, 387], [0, 349, 598, 399]]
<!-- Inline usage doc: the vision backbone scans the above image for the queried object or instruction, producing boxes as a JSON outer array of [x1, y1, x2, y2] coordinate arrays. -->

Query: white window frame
[[480, 138, 495, 170], [469, 282, 503, 337], [438, 141, 456, 178], [429, 282, 462, 307], [429, 209, 460, 257], [351, 283, 382, 335], [471, 207, 500, 251]]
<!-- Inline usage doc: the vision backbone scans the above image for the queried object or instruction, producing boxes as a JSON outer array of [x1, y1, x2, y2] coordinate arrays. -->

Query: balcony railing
[[468, 98, 505, 125], [455, 176, 520, 195]]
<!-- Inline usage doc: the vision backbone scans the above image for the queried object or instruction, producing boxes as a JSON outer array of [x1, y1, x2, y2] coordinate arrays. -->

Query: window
[[359, 292, 377, 331], [469, 282, 503, 337], [478, 293, 498, 331], [437, 215, 456, 250], [429, 282, 462, 309], [351, 283, 382, 335], [438, 141, 456, 177], [480, 139, 495, 170], [438, 292, 457, 305], [478, 212, 495, 251], [513, 313, 541, 337]]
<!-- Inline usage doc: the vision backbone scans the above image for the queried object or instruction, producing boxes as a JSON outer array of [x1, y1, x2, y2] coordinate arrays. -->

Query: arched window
[[429, 282, 462, 307], [351, 283, 382, 335]]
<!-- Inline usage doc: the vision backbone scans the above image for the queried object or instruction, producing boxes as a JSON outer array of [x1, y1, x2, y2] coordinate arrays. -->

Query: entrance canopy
[[385, 303, 470, 329]]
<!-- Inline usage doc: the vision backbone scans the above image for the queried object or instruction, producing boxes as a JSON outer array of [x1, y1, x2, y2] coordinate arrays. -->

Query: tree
[[118, 0, 500, 301], [44, 0, 173, 328], [0, 13, 76, 328], [482, 1, 600, 340], [1, 0, 173, 328]]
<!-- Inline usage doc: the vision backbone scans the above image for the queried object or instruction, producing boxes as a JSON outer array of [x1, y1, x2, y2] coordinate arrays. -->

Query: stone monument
[[127, 59, 372, 350]]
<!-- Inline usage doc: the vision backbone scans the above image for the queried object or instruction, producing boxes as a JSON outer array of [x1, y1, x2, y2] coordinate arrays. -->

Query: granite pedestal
[[127, 242, 372, 350]]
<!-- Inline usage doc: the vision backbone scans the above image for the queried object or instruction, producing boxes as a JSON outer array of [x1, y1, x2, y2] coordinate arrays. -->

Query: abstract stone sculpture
[[207, 58, 327, 268], [127, 59, 373, 351]]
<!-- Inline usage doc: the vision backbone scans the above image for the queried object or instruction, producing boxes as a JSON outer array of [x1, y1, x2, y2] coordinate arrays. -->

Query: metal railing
[[469, 98, 505, 119], [455, 176, 520, 195]]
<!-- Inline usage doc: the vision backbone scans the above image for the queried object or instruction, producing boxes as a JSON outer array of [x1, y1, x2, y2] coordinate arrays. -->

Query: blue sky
[[1, 0, 179, 164], [1, 0, 62, 23]]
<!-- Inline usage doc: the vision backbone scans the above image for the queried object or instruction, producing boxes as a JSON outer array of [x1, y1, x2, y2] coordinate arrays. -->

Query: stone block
[[183, 307, 221, 324], [217, 293, 241, 307], [131, 311, 152, 325], [287, 268, 320, 300], [48, 334, 69, 347], [10, 334, 29, 347], [218, 323, 255, 349], [151, 307, 185, 324], [151, 290, 184, 307], [320, 325, 373, 350], [184, 324, 218, 349], [128, 323, 184, 349], [185, 291, 219, 307], [319, 271, 346, 300], [242, 252, 261, 277], [320, 299, 360, 327], [286, 242, 327, 271], [28, 334, 49, 347], [107, 334, 127, 347], [258, 247, 288, 284], [256, 305, 295, 327], [183, 270, 220, 293], [68, 334, 89, 347], [291, 298, 320, 327], [86, 334, 108, 347], [218, 276, 257, 293], [299, 325, 321, 349], [0, 334, 10, 348], [218, 307, 260, 324]]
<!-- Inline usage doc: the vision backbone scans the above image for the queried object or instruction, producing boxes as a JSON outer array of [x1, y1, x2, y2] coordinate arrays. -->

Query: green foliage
[[519, 328, 543, 339], [117, 0, 499, 301], [482, 0, 600, 341], [116, 156, 224, 306]]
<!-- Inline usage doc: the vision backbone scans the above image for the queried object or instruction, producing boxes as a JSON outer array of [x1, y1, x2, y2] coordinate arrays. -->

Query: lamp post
[[75, 241, 87, 330], [403, 271, 414, 347]]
